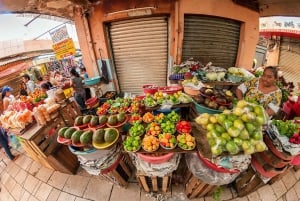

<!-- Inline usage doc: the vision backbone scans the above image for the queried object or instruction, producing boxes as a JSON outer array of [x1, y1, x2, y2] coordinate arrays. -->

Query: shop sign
[[49, 25, 69, 44], [260, 16, 300, 35], [52, 38, 76, 60]]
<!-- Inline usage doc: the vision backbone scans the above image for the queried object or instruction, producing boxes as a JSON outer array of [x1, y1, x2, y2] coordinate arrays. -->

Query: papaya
[[74, 116, 84, 126], [117, 113, 126, 123], [93, 129, 105, 144], [71, 130, 84, 143], [107, 115, 118, 126], [83, 115, 92, 124], [58, 127, 68, 137], [99, 115, 108, 124], [90, 116, 99, 127], [64, 127, 77, 139], [80, 130, 93, 145], [104, 128, 118, 143]]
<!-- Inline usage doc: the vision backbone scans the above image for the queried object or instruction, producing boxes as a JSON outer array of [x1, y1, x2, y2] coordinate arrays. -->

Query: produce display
[[193, 87, 235, 111], [129, 123, 145, 136], [123, 135, 142, 152], [176, 121, 192, 133], [271, 120, 300, 144], [0, 108, 33, 129], [142, 135, 159, 152], [177, 133, 196, 150], [271, 120, 298, 138], [29, 88, 48, 103], [158, 133, 177, 149], [142, 112, 154, 123], [196, 100, 267, 156]]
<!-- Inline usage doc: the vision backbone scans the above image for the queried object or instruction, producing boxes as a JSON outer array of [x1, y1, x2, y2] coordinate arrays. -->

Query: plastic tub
[[142, 84, 158, 94], [194, 102, 222, 114], [137, 152, 174, 164], [85, 76, 101, 86], [184, 86, 200, 96], [158, 86, 182, 94]]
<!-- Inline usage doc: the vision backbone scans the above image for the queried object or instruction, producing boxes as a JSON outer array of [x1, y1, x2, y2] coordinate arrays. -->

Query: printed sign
[[260, 17, 300, 35], [52, 38, 76, 60], [49, 25, 69, 43]]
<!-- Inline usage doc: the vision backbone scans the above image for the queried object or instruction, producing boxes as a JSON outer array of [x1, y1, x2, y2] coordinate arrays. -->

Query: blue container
[[84, 76, 101, 86], [194, 102, 222, 114]]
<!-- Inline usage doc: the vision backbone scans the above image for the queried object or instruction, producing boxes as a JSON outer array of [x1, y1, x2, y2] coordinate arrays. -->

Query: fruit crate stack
[[100, 152, 135, 187], [136, 172, 172, 193], [184, 170, 218, 199]]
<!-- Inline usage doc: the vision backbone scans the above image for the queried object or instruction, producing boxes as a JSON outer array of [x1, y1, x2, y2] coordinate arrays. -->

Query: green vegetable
[[272, 120, 297, 138]]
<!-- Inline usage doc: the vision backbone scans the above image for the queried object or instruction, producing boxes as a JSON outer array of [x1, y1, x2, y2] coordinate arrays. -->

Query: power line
[[33, 20, 73, 40]]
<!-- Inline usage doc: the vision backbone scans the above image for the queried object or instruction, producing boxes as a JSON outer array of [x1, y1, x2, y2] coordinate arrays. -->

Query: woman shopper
[[2, 86, 16, 111], [70, 68, 86, 110], [236, 66, 282, 117]]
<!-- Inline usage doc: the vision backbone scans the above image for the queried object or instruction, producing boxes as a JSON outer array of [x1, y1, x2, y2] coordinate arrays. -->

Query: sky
[[0, 13, 79, 42]]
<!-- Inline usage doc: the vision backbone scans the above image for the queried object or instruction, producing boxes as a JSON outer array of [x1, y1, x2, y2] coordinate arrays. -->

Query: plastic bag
[[130, 153, 181, 177], [185, 153, 242, 185]]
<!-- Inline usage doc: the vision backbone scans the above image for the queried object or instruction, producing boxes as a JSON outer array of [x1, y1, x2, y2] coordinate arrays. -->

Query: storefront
[[73, 0, 259, 94]]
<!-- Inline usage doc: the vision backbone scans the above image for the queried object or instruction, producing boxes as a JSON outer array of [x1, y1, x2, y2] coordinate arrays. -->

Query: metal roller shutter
[[279, 37, 300, 84], [182, 15, 241, 68], [109, 17, 168, 95]]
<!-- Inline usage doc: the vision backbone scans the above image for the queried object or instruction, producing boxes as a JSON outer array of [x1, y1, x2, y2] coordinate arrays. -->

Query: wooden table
[[16, 110, 79, 174]]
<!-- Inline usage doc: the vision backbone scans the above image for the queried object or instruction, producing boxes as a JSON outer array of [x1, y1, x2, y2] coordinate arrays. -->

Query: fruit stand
[[3, 77, 300, 199]]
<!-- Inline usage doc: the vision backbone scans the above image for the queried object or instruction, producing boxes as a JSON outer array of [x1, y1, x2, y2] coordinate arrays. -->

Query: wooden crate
[[233, 166, 265, 197], [59, 100, 82, 126], [136, 172, 172, 193], [184, 171, 218, 199], [100, 153, 134, 188], [19, 114, 79, 174]]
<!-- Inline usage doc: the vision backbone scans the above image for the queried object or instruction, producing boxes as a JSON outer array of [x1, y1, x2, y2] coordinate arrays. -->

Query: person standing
[[22, 74, 36, 94], [0, 124, 19, 161], [19, 82, 28, 96], [70, 68, 86, 110], [81, 67, 89, 79], [2, 86, 16, 111]]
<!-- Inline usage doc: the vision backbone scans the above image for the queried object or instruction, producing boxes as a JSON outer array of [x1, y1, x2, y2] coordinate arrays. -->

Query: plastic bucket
[[137, 152, 174, 164]]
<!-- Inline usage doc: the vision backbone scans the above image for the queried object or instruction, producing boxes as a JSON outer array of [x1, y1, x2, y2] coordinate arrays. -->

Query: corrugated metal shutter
[[255, 45, 267, 67], [279, 37, 300, 84], [109, 17, 168, 95], [182, 15, 241, 68]]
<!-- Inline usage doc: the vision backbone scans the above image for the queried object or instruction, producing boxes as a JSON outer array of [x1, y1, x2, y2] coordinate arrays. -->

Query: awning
[[0, 63, 29, 79]]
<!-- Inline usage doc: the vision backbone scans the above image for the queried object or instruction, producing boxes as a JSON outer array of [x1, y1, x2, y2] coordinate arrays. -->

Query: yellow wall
[[74, 0, 259, 77]]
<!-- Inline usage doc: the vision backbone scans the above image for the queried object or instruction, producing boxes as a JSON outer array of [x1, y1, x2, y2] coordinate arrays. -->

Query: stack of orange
[[146, 122, 161, 136], [142, 135, 159, 152]]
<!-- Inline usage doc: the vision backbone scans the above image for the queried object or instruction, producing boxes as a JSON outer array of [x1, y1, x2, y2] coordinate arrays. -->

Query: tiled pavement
[[1, 148, 300, 201]]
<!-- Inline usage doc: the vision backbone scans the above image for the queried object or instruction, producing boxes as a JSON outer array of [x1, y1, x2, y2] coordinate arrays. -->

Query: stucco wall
[[74, 0, 259, 76]]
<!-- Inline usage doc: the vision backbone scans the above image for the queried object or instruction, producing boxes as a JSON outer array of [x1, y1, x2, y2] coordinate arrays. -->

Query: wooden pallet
[[233, 166, 265, 197], [184, 171, 218, 199], [136, 172, 172, 193], [101, 153, 134, 188]]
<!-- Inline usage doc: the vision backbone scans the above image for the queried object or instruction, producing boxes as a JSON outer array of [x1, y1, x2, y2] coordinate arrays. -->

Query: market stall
[[2, 68, 300, 199]]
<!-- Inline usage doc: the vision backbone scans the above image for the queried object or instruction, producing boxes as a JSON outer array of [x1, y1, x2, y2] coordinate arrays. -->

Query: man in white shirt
[[22, 74, 36, 94]]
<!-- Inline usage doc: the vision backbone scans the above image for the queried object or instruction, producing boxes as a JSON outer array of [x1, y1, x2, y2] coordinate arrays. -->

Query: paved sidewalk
[[1, 148, 300, 201]]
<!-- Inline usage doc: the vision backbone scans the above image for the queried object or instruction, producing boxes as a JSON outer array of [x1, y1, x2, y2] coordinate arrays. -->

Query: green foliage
[[212, 187, 222, 201]]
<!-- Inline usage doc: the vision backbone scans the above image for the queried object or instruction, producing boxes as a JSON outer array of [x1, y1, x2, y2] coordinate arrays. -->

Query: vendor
[[236, 66, 282, 117], [1, 86, 16, 111], [22, 74, 36, 94], [69, 68, 86, 110]]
